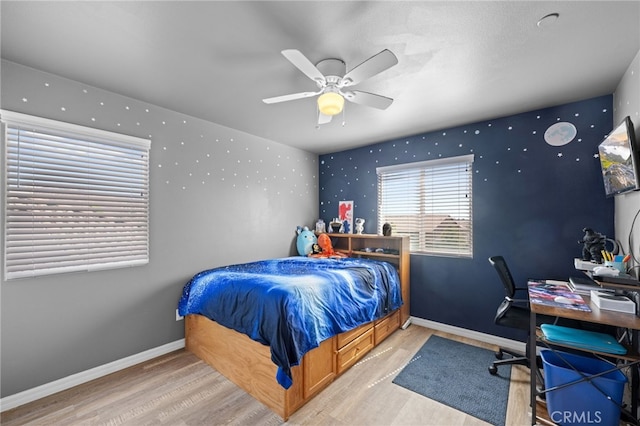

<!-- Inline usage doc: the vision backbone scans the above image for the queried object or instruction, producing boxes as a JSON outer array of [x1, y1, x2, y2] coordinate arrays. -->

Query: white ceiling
[[1, 1, 639, 155]]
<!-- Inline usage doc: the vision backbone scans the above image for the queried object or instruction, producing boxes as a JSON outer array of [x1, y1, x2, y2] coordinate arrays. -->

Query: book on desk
[[528, 280, 591, 312], [568, 275, 601, 295]]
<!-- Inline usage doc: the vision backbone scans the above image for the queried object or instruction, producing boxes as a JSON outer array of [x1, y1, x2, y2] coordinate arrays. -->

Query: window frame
[[376, 154, 474, 258], [2, 110, 151, 280]]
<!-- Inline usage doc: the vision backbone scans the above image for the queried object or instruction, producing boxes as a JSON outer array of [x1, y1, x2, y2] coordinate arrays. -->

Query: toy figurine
[[578, 228, 606, 263], [382, 222, 392, 236], [329, 218, 343, 233], [355, 218, 365, 234]]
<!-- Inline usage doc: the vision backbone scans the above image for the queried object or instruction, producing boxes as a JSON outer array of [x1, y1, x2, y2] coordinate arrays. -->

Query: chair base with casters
[[489, 346, 528, 375], [489, 344, 547, 400]]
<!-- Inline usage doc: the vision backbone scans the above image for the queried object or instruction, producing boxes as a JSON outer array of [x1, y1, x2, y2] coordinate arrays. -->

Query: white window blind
[[2, 110, 151, 279], [377, 154, 473, 257]]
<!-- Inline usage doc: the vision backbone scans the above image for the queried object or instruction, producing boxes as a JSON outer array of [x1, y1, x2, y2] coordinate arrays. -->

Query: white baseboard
[[0, 339, 185, 412], [410, 317, 526, 353]]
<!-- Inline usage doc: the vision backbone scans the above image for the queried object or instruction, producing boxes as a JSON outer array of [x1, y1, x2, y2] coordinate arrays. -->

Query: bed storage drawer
[[374, 310, 400, 345], [336, 327, 374, 374], [337, 322, 373, 348]]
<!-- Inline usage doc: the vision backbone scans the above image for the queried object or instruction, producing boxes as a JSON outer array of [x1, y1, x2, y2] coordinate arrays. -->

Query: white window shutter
[[377, 155, 473, 257], [2, 110, 151, 279]]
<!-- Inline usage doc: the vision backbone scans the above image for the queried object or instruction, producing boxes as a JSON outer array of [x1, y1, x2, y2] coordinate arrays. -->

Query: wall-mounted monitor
[[598, 116, 640, 197]]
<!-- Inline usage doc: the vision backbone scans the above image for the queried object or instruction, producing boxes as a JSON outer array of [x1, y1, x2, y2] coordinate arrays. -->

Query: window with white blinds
[[2, 110, 151, 280], [377, 154, 474, 257]]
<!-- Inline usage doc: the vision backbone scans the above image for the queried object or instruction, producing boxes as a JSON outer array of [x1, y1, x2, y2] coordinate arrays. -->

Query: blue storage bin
[[540, 350, 627, 425]]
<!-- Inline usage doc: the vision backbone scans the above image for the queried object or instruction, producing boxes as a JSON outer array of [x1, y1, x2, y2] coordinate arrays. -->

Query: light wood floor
[[0, 325, 531, 425]]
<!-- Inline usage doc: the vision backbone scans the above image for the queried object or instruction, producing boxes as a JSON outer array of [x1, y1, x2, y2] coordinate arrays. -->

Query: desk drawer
[[337, 327, 374, 374]]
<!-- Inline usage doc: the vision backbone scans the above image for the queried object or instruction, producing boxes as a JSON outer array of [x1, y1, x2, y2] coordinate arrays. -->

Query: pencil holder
[[604, 261, 626, 274]]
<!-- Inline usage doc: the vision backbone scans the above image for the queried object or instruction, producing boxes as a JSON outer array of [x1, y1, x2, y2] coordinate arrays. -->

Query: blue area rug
[[392, 335, 511, 426]]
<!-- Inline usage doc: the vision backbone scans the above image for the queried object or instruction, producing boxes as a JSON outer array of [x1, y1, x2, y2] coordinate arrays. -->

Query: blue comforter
[[178, 256, 402, 389]]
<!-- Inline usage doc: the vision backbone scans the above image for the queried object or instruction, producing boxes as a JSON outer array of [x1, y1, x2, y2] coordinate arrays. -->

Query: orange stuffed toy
[[309, 233, 347, 258]]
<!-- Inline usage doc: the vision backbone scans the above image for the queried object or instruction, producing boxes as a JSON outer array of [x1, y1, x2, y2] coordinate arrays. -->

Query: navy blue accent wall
[[319, 96, 615, 341]]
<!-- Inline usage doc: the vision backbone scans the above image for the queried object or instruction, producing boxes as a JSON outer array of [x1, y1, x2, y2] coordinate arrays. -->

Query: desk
[[528, 281, 640, 425]]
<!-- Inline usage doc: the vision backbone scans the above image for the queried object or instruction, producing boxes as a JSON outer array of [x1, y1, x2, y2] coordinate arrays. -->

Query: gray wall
[[613, 48, 640, 278], [0, 60, 319, 397]]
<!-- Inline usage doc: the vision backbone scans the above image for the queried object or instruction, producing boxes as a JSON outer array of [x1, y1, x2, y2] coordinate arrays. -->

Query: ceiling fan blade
[[340, 49, 398, 87], [262, 90, 321, 104], [318, 111, 333, 125], [343, 90, 394, 110], [281, 49, 326, 85]]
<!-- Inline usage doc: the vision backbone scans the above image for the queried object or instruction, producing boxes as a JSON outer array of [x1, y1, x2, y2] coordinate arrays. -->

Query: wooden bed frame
[[184, 234, 409, 420]]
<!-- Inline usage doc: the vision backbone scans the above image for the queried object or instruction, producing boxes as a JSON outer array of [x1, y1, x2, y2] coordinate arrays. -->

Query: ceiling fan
[[262, 49, 398, 125]]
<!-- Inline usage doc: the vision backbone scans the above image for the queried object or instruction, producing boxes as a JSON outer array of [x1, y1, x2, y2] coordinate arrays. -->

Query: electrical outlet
[[175, 309, 184, 321]]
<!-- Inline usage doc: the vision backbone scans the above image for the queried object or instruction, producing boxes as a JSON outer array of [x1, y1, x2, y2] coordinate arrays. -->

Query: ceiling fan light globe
[[317, 92, 344, 116]]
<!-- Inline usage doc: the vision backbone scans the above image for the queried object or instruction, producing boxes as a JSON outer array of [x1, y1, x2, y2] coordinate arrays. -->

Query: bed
[[179, 234, 410, 420]]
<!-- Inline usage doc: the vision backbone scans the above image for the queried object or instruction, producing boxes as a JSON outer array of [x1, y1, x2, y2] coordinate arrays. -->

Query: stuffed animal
[[310, 233, 347, 258], [296, 226, 317, 256]]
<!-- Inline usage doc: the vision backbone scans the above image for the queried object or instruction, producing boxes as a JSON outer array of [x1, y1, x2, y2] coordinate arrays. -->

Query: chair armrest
[[506, 297, 529, 304], [505, 297, 531, 310]]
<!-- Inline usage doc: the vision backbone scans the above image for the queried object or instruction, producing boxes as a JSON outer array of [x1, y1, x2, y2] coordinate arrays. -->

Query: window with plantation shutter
[[2, 110, 151, 280], [377, 154, 473, 257]]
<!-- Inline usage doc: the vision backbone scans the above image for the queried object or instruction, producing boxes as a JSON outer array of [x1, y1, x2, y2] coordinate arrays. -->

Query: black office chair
[[488, 256, 534, 375]]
